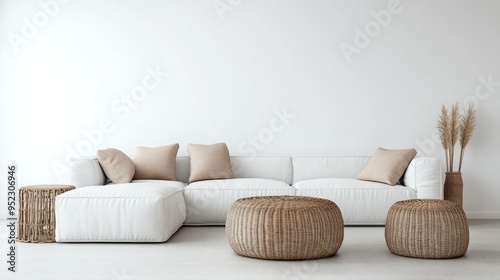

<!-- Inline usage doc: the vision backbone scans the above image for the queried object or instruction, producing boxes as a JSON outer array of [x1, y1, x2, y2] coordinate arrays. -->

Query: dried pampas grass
[[458, 105, 477, 172], [437, 103, 477, 172], [437, 105, 450, 172], [449, 103, 461, 171]]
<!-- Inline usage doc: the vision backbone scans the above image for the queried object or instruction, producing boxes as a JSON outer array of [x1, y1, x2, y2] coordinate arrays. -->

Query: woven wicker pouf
[[226, 196, 344, 260], [18, 184, 75, 243], [385, 199, 469, 259]]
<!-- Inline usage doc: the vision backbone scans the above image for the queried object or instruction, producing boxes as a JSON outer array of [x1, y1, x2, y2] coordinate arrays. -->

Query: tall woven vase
[[444, 172, 463, 207]]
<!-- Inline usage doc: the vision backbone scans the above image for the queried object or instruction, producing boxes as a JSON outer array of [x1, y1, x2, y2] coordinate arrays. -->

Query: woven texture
[[226, 196, 344, 260], [385, 199, 469, 259], [444, 172, 463, 207], [18, 185, 75, 243]]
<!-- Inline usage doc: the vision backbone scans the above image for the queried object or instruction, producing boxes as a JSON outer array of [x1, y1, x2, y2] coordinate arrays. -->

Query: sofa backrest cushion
[[176, 156, 293, 184], [66, 157, 106, 188], [292, 156, 371, 183]]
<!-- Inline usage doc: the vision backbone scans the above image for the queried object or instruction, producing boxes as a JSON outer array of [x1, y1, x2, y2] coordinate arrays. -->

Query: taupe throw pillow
[[357, 147, 417, 185], [187, 143, 233, 183], [96, 148, 135, 183], [133, 144, 179, 180]]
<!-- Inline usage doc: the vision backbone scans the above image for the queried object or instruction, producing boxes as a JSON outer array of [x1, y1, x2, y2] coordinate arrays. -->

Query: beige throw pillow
[[357, 147, 417, 185], [187, 143, 233, 183], [96, 148, 135, 183], [133, 144, 179, 180]]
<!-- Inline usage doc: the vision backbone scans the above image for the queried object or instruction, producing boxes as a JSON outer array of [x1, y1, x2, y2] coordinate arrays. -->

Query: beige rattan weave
[[385, 199, 469, 259], [444, 172, 463, 207], [18, 184, 75, 243], [226, 196, 344, 260]]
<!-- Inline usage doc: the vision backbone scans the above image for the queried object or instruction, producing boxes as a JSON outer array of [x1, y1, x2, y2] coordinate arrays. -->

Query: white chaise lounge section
[[55, 181, 186, 242]]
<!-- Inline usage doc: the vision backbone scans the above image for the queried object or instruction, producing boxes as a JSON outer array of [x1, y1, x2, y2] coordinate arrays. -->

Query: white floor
[[0, 220, 499, 280]]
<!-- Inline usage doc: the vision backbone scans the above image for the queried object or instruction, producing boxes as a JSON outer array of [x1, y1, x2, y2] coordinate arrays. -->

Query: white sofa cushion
[[109, 179, 186, 188], [55, 181, 186, 242], [183, 178, 294, 225], [66, 157, 106, 188], [175, 156, 293, 184], [230, 156, 293, 184], [294, 178, 416, 225], [292, 156, 371, 183], [294, 178, 406, 190], [404, 157, 443, 199]]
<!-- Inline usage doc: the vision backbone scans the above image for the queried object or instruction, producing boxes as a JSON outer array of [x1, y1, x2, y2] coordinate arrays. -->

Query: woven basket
[[444, 172, 463, 207], [18, 184, 75, 243], [385, 199, 469, 259], [226, 196, 344, 260]]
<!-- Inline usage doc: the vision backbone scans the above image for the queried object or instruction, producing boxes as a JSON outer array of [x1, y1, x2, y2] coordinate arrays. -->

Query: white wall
[[1, 0, 499, 218]]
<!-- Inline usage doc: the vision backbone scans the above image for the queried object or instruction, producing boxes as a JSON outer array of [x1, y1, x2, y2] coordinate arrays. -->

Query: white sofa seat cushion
[[183, 178, 294, 225], [293, 178, 416, 225], [55, 181, 186, 242], [108, 179, 186, 189], [294, 178, 410, 190]]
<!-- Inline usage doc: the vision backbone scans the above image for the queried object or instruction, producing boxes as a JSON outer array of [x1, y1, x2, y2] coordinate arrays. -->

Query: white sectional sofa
[[55, 155, 443, 242]]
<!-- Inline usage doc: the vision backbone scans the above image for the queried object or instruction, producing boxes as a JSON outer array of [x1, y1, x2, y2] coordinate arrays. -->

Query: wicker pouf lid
[[226, 196, 344, 260], [385, 199, 469, 259]]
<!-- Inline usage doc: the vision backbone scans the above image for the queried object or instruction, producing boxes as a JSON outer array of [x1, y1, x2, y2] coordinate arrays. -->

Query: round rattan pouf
[[18, 184, 75, 243], [226, 196, 344, 260], [385, 199, 469, 259]]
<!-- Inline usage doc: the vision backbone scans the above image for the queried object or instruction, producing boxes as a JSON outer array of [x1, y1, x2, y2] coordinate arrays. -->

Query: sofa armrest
[[403, 157, 444, 199], [65, 157, 106, 188]]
